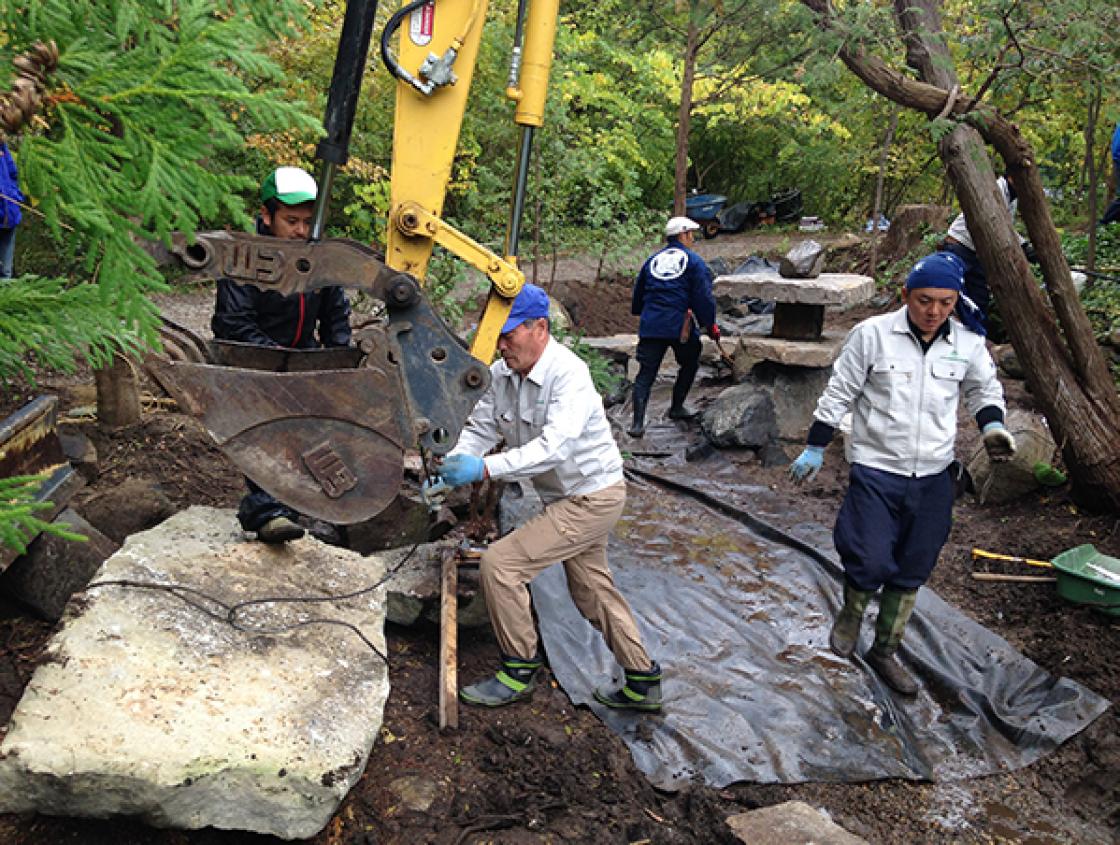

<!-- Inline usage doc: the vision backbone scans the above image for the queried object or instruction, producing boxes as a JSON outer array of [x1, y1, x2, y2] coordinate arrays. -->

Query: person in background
[[628, 215, 719, 437], [0, 140, 25, 279], [430, 284, 663, 713], [789, 252, 1014, 696], [211, 166, 352, 543], [1100, 121, 1120, 226], [941, 172, 1033, 334]]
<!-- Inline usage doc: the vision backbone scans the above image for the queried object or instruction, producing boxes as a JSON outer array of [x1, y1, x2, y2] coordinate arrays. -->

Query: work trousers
[[833, 463, 954, 592], [0, 226, 15, 278], [1101, 168, 1120, 226], [479, 481, 652, 671], [237, 477, 298, 532], [631, 335, 701, 409]]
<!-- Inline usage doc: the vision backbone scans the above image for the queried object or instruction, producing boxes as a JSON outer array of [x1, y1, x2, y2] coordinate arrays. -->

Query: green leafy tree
[[0, 0, 320, 551]]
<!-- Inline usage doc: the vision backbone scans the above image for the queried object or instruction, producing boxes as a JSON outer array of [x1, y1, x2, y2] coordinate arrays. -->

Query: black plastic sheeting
[[524, 464, 1111, 790]]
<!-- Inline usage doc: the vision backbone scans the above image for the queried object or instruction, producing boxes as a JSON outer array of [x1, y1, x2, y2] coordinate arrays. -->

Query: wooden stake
[[439, 547, 459, 730], [971, 572, 1057, 583]]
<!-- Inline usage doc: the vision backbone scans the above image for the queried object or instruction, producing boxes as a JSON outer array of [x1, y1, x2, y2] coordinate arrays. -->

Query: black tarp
[[520, 465, 1110, 790]]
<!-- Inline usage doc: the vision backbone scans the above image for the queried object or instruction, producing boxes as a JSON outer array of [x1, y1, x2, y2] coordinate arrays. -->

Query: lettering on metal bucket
[[303, 441, 358, 498]]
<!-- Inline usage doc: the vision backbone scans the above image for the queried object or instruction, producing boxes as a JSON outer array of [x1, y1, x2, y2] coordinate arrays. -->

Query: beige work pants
[[479, 481, 652, 671]]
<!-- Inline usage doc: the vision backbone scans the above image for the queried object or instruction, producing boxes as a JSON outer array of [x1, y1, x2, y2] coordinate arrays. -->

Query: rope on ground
[[86, 541, 422, 665]]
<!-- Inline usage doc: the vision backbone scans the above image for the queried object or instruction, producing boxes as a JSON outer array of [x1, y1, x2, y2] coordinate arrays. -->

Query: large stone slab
[[727, 801, 868, 844], [737, 331, 846, 368], [714, 272, 874, 307], [0, 506, 392, 840]]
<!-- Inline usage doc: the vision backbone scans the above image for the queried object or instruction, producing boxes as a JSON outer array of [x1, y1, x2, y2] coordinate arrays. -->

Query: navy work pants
[[833, 463, 954, 592], [237, 477, 298, 532], [631, 334, 701, 410]]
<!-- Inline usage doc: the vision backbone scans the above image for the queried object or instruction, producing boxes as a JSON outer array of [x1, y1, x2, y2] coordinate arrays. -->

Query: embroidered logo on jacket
[[650, 248, 688, 280]]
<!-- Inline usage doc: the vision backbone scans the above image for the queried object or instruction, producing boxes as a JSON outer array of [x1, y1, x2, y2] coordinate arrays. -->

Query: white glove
[[982, 422, 1016, 462]]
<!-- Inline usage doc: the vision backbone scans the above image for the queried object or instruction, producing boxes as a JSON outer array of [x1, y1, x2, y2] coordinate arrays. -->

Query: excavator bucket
[[149, 347, 409, 525], [153, 234, 491, 525]]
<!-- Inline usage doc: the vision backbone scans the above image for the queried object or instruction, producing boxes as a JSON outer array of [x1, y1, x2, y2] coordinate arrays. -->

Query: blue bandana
[[906, 252, 986, 336]]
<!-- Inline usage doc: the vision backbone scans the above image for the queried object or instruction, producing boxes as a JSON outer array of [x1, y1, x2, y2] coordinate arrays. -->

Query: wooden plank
[[971, 573, 1057, 583], [438, 547, 459, 730]]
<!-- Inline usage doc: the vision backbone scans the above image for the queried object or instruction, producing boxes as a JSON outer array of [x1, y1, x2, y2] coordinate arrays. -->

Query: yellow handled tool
[[971, 548, 1054, 569]]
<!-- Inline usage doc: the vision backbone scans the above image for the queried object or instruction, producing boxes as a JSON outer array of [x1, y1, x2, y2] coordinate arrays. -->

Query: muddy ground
[[0, 229, 1118, 844]]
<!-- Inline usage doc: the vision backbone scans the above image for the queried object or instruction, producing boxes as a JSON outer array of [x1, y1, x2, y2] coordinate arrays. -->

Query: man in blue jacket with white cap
[[628, 215, 719, 437], [789, 252, 1015, 695], [431, 284, 662, 712]]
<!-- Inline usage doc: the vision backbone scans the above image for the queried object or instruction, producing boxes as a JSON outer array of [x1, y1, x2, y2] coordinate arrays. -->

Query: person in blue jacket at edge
[[789, 251, 1016, 696], [628, 215, 720, 438], [211, 166, 352, 543], [1100, 121, 1120, 226], [0, 140, 25, 279]]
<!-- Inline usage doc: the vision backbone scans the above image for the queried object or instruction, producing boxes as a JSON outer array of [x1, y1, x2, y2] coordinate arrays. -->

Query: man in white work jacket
[[432, 284, 662, 711], [789, 252, 1016, 695]]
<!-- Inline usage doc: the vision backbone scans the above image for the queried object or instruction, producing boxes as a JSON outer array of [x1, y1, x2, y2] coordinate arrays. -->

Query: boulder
[[700, 387, 778, 448], [966, 410, 1059, 504], [79, 477, 175, 544], [727, 801, 868, 845], [701, 363, 831, 446], [0, 508, 118, 621], [0, 506, 391, 840], [779, 240, 826, 279]]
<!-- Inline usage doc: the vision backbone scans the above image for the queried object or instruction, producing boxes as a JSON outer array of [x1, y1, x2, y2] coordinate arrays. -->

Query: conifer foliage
[[0, 0, 321, 550], [0, 0, 319, 373]]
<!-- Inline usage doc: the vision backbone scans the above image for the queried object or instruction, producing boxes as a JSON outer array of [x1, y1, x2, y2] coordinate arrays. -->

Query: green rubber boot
[[460, 654, 542, 707], [829, 582, 875, 658], [594, 661, 663, 713], [864, 588, 920, 696]]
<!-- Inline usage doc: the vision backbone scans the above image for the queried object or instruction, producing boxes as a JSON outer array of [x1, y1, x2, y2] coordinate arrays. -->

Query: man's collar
[[900, 309, 952, 344]]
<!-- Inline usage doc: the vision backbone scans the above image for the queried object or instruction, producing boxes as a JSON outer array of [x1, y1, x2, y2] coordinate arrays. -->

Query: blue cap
[[905, 252, 965, 291], [501, 284, 551, 334], [905, 251, 988, 337]]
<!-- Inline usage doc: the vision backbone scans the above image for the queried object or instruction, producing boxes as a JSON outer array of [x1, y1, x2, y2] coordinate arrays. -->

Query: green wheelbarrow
[[1051, 545, 1120, 616], [971, 545, 1120, 616]]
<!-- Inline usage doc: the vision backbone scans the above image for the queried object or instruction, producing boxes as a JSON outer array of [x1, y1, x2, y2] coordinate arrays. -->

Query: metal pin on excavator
[[151, 0, 560, 524]]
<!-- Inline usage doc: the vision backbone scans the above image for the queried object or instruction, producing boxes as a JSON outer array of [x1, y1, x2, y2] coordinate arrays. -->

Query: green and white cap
[[260, 166, 318, 205]]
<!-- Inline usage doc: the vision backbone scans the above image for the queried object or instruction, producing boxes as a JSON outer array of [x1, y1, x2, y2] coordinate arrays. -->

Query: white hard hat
[[665, 216, 700, 237]]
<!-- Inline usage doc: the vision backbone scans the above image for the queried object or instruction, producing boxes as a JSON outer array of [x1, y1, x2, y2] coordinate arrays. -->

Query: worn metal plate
[[152, 362, 411, 524], [0, 396, 83, 572], [207, 340, 366, 372]]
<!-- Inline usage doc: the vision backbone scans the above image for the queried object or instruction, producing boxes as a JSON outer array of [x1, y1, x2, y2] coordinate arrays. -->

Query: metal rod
[[505, 125, 534, 260], [310, 0, 379, 241]]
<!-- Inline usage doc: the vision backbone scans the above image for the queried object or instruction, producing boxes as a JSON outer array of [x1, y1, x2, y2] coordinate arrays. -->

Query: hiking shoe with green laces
[[593, 661, 663, 713], [460, 655, 542, 707]]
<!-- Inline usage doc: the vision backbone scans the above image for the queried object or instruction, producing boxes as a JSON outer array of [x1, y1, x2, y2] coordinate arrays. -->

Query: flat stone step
[[714, 272, 875, 307], [0, 506, 392, 840]]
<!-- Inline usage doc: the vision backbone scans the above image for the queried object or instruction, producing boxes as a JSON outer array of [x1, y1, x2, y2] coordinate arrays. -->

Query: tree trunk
[[1084, 81, 1101, 272], [94, 351, 142, 428], [673, 16, 700, 215], [868, 109, 898, 272], [801, 0, 1120, 510]]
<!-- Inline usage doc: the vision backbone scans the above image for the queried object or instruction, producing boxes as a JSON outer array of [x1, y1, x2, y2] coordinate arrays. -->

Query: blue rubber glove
[[789, 445, 825, 483], [439, 453, 487, 487], [420, 477, 451, 510], [981, 422, 1016, 462]]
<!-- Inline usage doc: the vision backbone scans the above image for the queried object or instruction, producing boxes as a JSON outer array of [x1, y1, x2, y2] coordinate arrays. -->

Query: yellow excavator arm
[[386, 0, 559, 360], [155, 0, 562, 525]]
